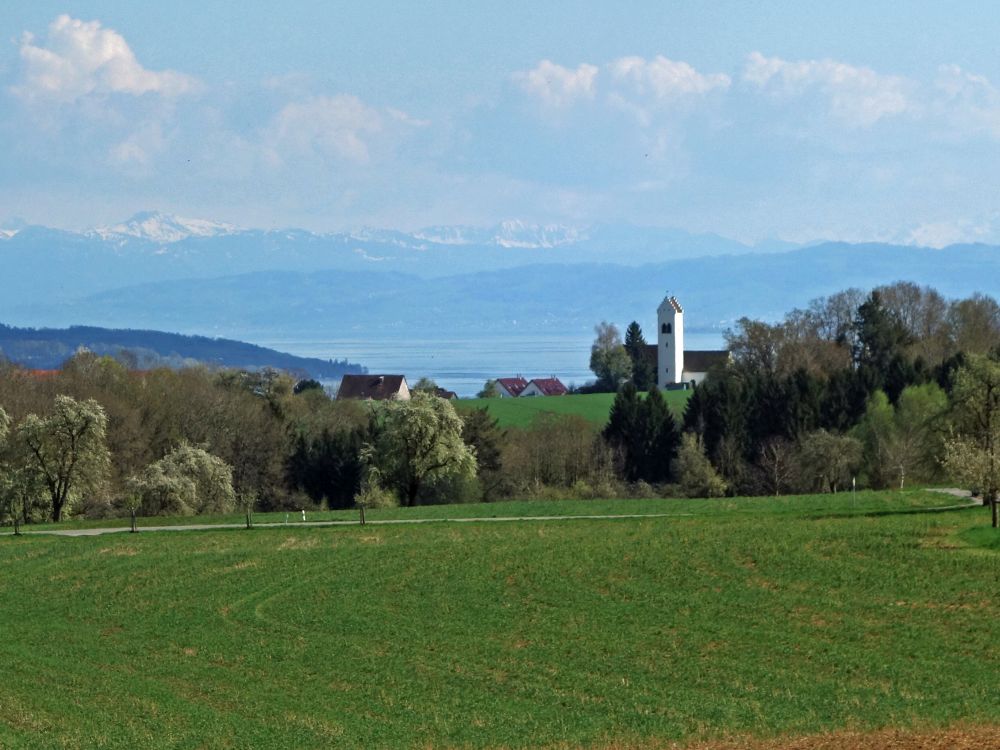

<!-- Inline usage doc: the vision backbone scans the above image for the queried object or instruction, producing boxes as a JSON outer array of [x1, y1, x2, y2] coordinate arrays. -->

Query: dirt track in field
[[620, 724, 1000, 749]]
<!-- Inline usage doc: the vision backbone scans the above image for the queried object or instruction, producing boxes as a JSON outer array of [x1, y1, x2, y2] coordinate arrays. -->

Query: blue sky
[[3, 2, 1000, 245]]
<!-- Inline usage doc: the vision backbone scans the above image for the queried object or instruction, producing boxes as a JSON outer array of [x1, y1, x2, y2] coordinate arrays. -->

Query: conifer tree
[[624, 321, 655, 391]]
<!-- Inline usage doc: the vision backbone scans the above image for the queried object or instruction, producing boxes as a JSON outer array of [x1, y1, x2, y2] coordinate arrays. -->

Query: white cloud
[[610, 55, 730, 98], [905, 213, 1000, 248], [516, 56, 730, 112], [13, 15, 199, 103], [513, 60, 598, 108], [264, 95, 384, 165], [907, 220, 979, 248], [743, 51, 910, 126], [109, 122, 166, 169], [934, 64, 1000, 138], [386, 107, 431, 128]]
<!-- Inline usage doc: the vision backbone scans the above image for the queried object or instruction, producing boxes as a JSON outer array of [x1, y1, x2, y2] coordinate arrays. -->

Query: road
[[12, 488, 978, 538]]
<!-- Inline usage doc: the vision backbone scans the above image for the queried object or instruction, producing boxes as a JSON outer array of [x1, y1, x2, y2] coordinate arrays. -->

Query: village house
[[495, 376, 529, 398], [336, 374, 411, 400], [521, 377, 568, 397]]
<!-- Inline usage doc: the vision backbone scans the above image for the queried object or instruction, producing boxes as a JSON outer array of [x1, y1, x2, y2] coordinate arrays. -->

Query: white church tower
[[657, 295, 684, 387]]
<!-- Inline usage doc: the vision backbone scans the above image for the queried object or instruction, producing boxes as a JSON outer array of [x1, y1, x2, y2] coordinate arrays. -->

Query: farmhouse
[[495, 376, 529, 398], [651, 295, 729, 388], [337, 374, 411, 400], [521, 377, 568, 397]]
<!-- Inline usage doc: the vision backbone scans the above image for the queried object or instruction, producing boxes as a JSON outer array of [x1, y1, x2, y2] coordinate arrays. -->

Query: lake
[[260, 332, 726, 398]]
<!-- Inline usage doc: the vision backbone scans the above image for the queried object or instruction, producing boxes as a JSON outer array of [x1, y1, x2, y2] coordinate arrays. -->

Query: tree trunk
[[992, 496, 998, 529], [52, 485, 67, 523], [130, 509, 137, 533]]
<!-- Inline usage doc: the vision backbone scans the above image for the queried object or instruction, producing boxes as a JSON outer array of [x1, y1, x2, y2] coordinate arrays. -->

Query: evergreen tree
[[641, 387, 681, 483], [604, 382, 643, 481], [852, 290, 914, 401], [624, 321, 655, 391], [603, 384, 680, 483], [286, 427, 365, 509]]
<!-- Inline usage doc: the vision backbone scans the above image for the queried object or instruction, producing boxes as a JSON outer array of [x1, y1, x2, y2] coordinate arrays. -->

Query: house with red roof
[[521, 377, 568, 397], [336, 374, 410, 401], [495, 376, 529, 398]]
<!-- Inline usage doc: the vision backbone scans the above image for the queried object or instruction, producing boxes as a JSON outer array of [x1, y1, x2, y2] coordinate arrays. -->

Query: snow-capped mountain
[[0, 211, 825, 315], [0, 217, 27, 239], [412, 220, 585, 248], [91, 211, 238, 243]]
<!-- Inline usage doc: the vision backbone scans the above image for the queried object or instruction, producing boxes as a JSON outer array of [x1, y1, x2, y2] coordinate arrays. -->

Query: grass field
[[455, 390, 691, 428], [0, 492, 997, 748]]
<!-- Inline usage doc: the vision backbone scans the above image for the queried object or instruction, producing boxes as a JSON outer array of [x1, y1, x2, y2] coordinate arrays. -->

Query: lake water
[[260, 332, 725, 398]]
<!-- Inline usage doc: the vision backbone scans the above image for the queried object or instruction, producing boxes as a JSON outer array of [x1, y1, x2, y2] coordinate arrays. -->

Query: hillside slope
[[6, 242, 995, 338], [0, 324, 365, 378]]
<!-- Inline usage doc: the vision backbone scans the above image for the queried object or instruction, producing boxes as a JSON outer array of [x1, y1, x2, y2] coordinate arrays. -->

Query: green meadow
[[456, 390, 691, 428], [0, 491, 997, 749]]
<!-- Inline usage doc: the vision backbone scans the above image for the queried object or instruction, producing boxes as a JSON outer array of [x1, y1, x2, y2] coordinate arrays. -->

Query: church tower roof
[[657, 295, 683, 314]]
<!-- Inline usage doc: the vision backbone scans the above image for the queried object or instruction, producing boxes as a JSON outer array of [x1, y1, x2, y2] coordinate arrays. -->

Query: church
[[649, 295, 729, 388]]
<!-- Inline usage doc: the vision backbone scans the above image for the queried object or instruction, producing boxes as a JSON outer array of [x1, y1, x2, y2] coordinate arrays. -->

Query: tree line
[[684, 283, 999, 523], [576, 282, 1000, 524], [1, 280, 998, 529], [0, 356, 616, 528]]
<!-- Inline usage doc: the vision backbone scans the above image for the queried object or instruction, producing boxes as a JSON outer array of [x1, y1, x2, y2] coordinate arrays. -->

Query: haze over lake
[[263, 332, 727, 397]]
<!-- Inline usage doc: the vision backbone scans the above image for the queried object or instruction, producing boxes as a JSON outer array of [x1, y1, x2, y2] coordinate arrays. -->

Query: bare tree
[[757, 437, 796, 495]]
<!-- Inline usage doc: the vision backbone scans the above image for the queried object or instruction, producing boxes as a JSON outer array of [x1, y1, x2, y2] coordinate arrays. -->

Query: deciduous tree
[[363, 393, 476, 506], [794, 429, 862, 494], [17, 395, 110, 522], [477, 380, 500, 398], [942, 354, 1000, 526], [673, 433, 727, 498], [589, 322, 632, 391], [131, 443, 235, 516]]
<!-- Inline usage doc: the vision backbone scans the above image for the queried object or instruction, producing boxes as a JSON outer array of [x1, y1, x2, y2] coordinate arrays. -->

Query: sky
[[3, 2, 1000, 245]]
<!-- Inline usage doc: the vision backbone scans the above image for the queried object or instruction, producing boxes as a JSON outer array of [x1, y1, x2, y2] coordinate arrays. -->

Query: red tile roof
[[527, 377, 568, 396], [336, 374, 408, 400], [496, 377, 529, 396]]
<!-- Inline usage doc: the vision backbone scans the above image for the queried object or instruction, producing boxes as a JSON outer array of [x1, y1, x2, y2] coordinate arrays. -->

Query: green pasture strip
[[0, 503, 996, 748], [961, 524, 1000, 551], [455, 390, 690, 429], [25, 489, 965, 532]]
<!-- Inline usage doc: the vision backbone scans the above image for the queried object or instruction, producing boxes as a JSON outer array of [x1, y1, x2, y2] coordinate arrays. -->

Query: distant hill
[[6, 242, 997, 339], [0, 214, 788, 310], [0, 324, 365, 379]]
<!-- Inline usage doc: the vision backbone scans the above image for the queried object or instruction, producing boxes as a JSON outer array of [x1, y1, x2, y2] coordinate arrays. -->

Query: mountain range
[[1, 212, 998, 342]]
